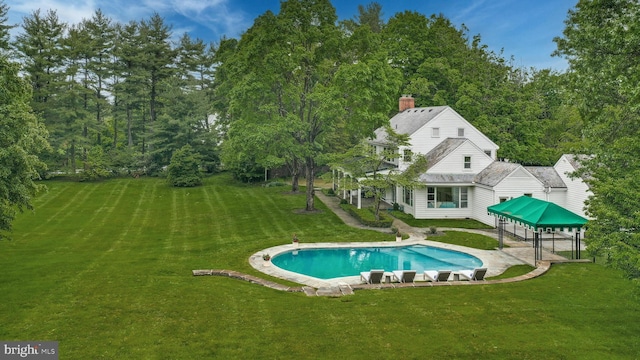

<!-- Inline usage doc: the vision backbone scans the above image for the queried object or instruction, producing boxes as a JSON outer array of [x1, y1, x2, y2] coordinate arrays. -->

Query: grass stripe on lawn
[[1, 173, 639, 359]]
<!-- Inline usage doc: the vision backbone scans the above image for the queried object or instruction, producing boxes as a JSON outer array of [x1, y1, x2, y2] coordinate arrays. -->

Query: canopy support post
[[498, 218, 505, 250]]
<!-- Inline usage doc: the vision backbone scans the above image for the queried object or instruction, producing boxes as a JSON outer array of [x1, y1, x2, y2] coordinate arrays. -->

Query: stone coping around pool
[[248, 238, 527, 288]]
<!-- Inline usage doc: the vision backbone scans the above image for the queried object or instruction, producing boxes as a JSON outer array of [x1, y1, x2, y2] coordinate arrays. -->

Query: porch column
[[357, 187, 362, 209], [332, 169, 335, 190], [534, 230, 542, 263], [342, 174, 347, 199]]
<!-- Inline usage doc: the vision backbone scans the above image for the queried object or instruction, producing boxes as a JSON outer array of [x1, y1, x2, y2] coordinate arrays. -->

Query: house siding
[[472, 186, 498, 226], [554, 155, 591, 219], [493, 168, 545, 200], [409, 108, 498, 158], [428, 142, 494, 174], [547, 189, 567, 206]]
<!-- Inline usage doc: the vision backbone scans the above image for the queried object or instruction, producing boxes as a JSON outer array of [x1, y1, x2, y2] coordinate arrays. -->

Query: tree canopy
[[0, 56, 49, 237], [554, 0, 640, 280]]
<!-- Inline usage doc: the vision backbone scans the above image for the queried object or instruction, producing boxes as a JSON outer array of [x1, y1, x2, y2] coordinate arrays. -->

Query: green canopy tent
[[487, 196, 588, 261]]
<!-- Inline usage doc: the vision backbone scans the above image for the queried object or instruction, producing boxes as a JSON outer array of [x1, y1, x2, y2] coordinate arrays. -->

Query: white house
[[362, 96, 592, 228]]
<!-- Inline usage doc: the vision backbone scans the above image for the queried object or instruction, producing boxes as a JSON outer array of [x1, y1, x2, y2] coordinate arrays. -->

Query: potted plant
[[396, 231, 402, 242], [262, 253, 271, 261], [292, 234, 299, 248]]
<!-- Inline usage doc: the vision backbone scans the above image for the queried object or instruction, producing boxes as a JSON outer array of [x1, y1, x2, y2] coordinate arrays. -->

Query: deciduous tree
[[554, 0, 640, 279], [0, 57, 50, 238]]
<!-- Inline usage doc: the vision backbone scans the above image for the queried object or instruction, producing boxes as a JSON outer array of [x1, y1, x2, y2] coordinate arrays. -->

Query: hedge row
[[339, 203, 394, 228]]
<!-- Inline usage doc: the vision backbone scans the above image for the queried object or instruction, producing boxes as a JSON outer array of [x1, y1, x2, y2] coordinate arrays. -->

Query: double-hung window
[[463, 156, 471, 170]]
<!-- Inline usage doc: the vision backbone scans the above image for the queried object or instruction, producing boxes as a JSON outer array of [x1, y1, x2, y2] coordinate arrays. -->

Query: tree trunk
[[290, 157, 300, 192], [374, 191, 382, 221], [291, 172, 299, 192], [70, 141, 76, 175], [305, 156, 315, 211], [127, 105, 133, 147]]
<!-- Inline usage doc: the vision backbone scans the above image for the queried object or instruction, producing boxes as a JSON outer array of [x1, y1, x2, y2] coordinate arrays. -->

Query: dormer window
[[432, 128, 440, 137], [458, 128, 465, 137]]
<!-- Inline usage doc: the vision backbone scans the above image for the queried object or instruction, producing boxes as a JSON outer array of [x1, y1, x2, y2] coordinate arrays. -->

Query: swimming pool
[[271, 245, 483, 280]]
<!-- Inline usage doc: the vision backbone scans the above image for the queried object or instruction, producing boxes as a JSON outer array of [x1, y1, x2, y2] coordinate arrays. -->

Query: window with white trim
[[427, 187, 435, 208], [460, 188, 468, 208], [403, 186, 413, 207], [383, 147, 396, 162], [427, 187, 468, 208], [458, 128, 465, 137], [403, 149, 412, 162], [463, 156, 471, 169]]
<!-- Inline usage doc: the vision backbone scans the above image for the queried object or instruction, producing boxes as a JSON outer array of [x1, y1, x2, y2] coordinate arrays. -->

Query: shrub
[[167, 145, 202, 187], [78, 146, 111, 182]]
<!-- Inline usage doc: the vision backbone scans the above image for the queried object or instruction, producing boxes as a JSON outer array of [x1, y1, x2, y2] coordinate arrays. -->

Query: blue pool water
[[271, 245, 483, 280]]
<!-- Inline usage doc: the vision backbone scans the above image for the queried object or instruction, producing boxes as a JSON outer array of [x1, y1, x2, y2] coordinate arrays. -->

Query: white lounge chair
[[458, 267, 488, 281], [424, 270, 452, 282], [392, 270, 416, 283], [360, 269, 385, 284]]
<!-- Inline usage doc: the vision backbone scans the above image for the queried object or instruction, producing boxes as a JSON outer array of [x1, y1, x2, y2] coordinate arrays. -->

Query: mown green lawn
[[1, 174, 639, 359]]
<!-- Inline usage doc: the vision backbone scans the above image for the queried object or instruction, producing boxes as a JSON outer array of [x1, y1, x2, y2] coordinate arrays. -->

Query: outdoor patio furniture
[[458, 267, 488, 281], [424, 270, 452, 282], [360, 270, 385, 284], [392, 270, 416, 283]]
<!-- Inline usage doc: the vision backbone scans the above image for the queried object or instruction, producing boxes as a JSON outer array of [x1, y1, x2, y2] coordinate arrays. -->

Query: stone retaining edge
[[193, 260, 557, 294]]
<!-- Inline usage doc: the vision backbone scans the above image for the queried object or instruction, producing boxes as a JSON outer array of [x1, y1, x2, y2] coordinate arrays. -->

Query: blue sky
[[4, 0, 576, 70]]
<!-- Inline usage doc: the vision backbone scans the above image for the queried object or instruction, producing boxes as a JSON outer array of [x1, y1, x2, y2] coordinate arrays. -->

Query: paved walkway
[[193, 191, 590, 296]]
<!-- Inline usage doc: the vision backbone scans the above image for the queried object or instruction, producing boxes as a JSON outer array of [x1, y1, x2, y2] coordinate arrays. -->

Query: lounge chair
[[392, 270, 416, 283], [360, 269, 385, 284], [424, 270, 452, 282], [458, 267, 488, 281]]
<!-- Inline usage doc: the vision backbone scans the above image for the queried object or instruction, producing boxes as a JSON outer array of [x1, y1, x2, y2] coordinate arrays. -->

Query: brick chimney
[[399, 95, 415, 112]]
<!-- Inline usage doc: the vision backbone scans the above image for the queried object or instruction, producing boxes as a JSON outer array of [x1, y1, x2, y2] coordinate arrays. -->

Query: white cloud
[[168, 0, 251, 38], [7, 0, 97, 25], [5, 0, 251, 42]]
